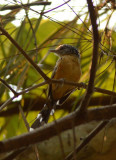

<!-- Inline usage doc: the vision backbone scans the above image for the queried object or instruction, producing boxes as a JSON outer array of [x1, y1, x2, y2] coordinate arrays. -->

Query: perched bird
[[31, 44, 81, 129]]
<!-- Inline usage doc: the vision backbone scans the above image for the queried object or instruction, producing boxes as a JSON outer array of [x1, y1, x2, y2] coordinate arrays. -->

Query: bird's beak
[[49, 49, 58, 53]]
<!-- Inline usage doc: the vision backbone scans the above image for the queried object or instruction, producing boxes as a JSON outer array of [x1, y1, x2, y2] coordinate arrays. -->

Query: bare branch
[[0, 78, 17, 96], [79, 0, 99, 111], [0, 104, 116, 153], [0, 26, 50, 81], [18, 105, 40, 159], [1, 80, 116, 112], [18, 105, 30, 131], [43, 0, 70, 14], [0, 97, 15, 111], [1, 148, 26, 160], [1, 95, 116, 117], [0, 81, 47, 111], [0, 1, 51, 11], [65, 121, 108, 160]]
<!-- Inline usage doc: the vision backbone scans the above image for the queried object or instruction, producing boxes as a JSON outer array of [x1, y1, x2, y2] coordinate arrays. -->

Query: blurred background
[[0, 0, 116, 160]]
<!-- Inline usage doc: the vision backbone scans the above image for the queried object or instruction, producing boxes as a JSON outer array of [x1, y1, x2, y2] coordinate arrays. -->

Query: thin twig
[[30, 8, 89, 41], [43, 0, 70, 14], [96, 0, 110, 10], [72, 122, 77, 160], [0, 78, 18, 96], [1, 148, 26, 160], [18, 78, 116, 98], [18, 104, 40, 160], [18, 81, 47, 95], [18, 104, 30, 130], [0, 1, 51, 11], [0, 97, 15, 111], [0, 81, 47, 111], [52, 112, 66, 159], [1, 80, 116, 112], [25, 9, 38, 62], [65, 121, 108, 160], [0, 26, 50, 81]]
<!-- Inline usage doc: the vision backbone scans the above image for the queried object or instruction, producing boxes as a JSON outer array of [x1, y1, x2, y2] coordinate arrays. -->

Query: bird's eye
[[60, 46, 66, 50], [59, 46, 64, 50]]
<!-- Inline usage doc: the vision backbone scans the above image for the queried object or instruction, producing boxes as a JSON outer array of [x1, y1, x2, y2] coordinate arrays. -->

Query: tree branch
[[0, 27, 50, 81], [0, 78, 17, 96], [0, 1, 51, 11], [0, 104, 116, 153], [1, 95, 116, 117], [1, 80, 116, 112], [79, 0, 99, 111], [65, 121, 108, 160]]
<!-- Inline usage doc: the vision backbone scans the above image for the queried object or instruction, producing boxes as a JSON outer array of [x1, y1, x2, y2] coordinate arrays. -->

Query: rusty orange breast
[[51, 55, 81, 100]]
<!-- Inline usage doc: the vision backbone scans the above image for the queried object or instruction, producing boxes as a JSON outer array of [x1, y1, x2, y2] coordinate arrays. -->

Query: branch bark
[[65, 121, 108, 160], [79, 0, 99, 111], [0, 1, 51, 11], [0, 27, 49, 81], [1, 95, 116, 117], [0, 104, 116, 153]]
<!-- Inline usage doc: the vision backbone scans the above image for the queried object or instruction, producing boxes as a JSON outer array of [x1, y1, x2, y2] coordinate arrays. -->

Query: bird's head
[[50, 44, 80, 58]]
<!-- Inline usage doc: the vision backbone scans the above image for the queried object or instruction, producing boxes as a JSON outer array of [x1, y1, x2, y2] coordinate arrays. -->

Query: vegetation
[[0, 0, 116, 160]]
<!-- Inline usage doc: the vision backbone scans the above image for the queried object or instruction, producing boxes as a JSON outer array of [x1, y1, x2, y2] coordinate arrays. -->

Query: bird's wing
[[48, 63, 58, 105], [58, 90, 72, 105]]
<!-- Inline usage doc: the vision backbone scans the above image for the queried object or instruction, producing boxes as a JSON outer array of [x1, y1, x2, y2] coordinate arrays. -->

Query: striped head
[[50, 44, 80, 58]]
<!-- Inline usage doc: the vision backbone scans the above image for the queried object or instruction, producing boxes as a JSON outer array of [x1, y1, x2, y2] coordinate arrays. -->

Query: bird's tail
[[30, 104, 51, 129]]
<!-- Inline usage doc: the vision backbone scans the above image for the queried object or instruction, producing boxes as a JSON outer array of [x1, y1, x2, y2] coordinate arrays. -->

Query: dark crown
[[56, 44, 80, 58]]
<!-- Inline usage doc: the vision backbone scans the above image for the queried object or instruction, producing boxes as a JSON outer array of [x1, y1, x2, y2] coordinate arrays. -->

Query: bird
[[31, 44, 82, 129]]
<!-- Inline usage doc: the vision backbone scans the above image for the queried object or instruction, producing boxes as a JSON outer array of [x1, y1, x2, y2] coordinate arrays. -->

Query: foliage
[[0, 0, 116, 160]]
